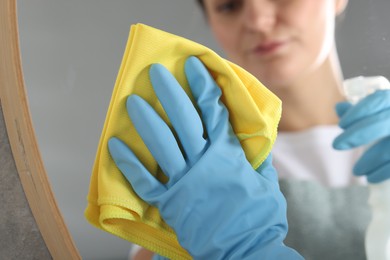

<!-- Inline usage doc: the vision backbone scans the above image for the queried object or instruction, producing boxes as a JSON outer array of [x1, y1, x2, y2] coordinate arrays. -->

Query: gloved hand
[[333, 89, 390, 183], [108, 56, 302, 259]]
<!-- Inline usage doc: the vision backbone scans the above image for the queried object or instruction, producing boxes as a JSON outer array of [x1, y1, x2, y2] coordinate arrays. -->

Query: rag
[[85, 23, 281, 259]]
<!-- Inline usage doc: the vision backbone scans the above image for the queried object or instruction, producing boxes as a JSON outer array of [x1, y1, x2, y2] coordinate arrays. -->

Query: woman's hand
[[108, 56, 302, 259], [333, 90, 390, 183]]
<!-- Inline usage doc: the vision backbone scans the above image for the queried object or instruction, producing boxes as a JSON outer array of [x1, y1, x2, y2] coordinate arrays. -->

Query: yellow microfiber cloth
[[85, 23, 281, 259]]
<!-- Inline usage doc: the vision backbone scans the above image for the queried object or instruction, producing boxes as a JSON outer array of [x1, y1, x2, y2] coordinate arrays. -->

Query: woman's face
[[203, 0, 347, 90]]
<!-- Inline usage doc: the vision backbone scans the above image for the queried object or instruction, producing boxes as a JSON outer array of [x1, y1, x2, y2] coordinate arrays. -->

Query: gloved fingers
[[339, 89, 390, 128], [126, 95, 188, 187], [354, 136, 390, 176], [335, 101, 352, 118], [333, 109, 390, 149], [149, 64, 207, 165], [365, 163, 390, 183], [184, 56, 230, 141], [108, 137, 166, 203]]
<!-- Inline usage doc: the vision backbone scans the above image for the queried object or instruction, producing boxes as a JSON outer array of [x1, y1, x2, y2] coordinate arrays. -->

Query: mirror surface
[[18, 1, 217, 259], [17, 0, 390, 259]]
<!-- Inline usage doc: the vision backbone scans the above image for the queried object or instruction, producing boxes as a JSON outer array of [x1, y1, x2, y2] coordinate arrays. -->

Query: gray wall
[[17, 0, 390, 259], [337, 0, 390, 79]]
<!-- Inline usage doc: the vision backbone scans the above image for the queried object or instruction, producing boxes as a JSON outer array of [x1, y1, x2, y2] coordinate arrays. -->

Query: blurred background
[[17, 0, 390, 259]]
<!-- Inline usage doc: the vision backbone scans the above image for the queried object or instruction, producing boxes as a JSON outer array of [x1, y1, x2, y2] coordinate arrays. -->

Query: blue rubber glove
[[108, 56, 302, 259], [333, 89, 390, 183]]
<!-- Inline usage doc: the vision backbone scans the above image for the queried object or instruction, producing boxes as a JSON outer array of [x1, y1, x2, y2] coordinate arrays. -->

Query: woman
[[196, 0, 362, 185], [127, 0, 390, 258]]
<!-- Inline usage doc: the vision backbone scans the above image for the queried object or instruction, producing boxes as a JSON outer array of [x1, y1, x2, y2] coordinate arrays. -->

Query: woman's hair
[[196, 0, 205, 9]]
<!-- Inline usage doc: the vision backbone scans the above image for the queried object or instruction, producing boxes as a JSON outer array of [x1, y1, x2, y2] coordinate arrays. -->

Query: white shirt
[[273, 125, 367, 187]]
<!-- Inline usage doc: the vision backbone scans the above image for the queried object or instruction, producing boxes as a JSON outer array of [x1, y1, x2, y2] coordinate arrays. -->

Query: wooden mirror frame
[[0, 0, 81, 258]]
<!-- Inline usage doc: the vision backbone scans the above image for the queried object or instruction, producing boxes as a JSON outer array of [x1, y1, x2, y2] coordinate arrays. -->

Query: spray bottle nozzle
[[343, 76, 390, 104]]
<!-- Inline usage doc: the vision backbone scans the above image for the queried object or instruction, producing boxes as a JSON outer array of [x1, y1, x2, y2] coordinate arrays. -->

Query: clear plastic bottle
[[343, 76, 390, 260]]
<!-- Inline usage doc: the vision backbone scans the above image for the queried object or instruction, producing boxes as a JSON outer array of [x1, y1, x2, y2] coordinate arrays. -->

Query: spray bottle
[[343, 76, 390, 260]]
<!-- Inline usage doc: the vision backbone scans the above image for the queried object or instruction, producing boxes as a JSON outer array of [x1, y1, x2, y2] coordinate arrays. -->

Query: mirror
[[1, 0, 78, 258], [2, 0, 390, 259], [16, 0, 218, 259]]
